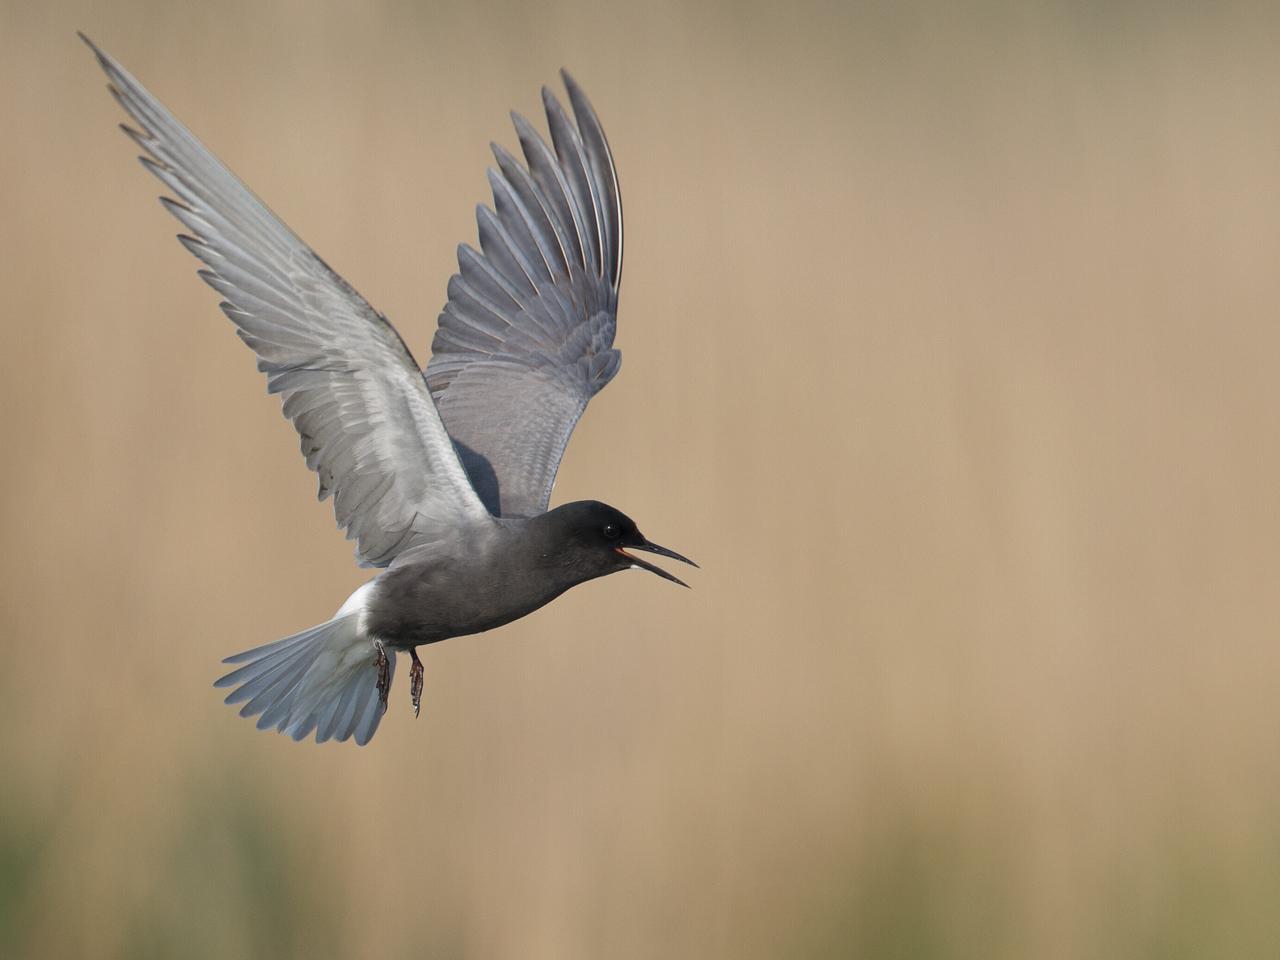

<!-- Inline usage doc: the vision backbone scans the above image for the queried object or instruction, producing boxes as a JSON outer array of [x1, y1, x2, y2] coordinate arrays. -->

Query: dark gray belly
[[365, 558, 572, 648]]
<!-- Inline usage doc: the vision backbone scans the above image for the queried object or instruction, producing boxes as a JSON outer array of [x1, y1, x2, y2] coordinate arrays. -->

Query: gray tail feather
[[214, 614, 394, 746]]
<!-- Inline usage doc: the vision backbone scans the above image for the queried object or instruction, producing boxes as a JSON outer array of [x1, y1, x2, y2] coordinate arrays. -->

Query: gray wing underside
[[425, 72, 623, 518], [83, 35, 491, 566]]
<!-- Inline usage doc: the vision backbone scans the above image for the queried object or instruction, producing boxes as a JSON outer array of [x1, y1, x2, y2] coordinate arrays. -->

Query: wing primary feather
[[444, 275, 515, 336], [541, 87, 603, 279], [486, 166, 555, 284], [457, 242, 528, 312], [511, 111, 587, 274], [561, 70, 622, 291], [490, 143, 571, 282], [475, 203, 541, 297]]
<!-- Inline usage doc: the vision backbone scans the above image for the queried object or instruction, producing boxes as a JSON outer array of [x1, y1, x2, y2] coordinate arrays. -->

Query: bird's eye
[[603, 523, 621, 540]]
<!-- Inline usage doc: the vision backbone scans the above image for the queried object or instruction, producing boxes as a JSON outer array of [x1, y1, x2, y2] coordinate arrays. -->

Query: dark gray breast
[[365, 519, 582, 646]]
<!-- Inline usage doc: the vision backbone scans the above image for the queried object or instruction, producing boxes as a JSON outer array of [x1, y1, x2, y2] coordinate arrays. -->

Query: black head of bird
[[83, 33, 696, 745], [535, 500, 697, 589]]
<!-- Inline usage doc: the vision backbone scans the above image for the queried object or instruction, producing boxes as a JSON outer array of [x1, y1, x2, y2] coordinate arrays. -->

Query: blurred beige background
[[4, 0, 1280, 957]]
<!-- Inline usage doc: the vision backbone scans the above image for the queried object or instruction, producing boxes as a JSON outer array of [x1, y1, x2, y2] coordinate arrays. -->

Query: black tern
[[83, 35, 696, 745]]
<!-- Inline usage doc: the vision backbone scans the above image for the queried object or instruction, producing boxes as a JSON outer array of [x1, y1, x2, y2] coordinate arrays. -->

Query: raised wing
[[83, 35, 492, 566], [425, 72, 623, 518]]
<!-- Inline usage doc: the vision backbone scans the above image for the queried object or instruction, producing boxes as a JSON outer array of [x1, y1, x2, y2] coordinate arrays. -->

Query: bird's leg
[[374, 640, 390, 711], [409, 648, 424, 718]]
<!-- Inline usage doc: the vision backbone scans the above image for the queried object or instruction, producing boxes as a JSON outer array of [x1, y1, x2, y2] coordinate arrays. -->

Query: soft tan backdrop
[[4, 1, 1280, 957]]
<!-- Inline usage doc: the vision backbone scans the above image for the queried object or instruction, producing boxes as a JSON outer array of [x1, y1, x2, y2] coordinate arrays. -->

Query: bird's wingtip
[[78, 31, 118, 77], [77, 30, 103, 58], [560, 67, 588, 98]]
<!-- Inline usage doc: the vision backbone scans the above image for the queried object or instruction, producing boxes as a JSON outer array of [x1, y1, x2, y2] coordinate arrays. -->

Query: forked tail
[[214, 613, 394, 745]]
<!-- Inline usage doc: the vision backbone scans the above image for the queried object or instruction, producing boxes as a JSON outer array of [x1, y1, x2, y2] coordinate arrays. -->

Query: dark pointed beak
[[616, 540, 699, 588]]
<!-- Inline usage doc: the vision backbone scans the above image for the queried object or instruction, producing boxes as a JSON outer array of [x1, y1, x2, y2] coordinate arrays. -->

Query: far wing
[[84, 35, 492, 565], [425, 72, 623, 518]]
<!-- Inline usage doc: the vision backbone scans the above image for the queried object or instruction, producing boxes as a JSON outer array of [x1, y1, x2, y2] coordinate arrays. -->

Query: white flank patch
[[334, 580, 378, 633]]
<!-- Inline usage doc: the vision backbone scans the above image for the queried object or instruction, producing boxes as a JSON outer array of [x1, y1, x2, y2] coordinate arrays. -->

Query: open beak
[[616, 540, 699, 588]]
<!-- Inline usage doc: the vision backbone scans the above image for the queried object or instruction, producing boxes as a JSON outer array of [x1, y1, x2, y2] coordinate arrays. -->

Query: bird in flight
[[82, 34, 695, 745]]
